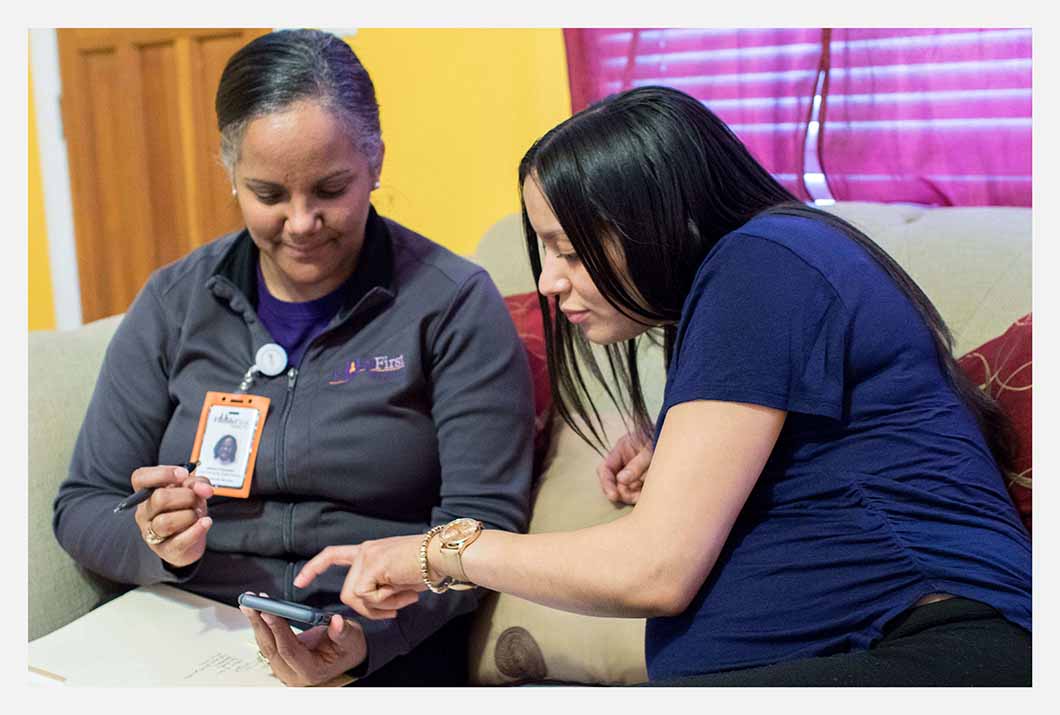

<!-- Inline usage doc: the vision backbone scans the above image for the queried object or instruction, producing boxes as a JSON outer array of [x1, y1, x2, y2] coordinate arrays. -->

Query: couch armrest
[[29, 315, 128, 641]]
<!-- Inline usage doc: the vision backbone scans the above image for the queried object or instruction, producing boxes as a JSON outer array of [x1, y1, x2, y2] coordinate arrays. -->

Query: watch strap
[[440, 543, 471, 583]]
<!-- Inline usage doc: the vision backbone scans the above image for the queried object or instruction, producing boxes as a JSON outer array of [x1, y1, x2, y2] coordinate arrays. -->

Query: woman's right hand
[[131, 465, 214, 568], [596, 431, 653, 505]]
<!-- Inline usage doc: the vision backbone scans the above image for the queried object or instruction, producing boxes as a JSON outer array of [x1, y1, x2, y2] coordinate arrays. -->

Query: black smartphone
[[238, 593, 335, 628]]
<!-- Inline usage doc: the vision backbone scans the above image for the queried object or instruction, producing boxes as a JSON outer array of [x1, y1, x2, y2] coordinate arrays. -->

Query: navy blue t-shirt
[[645, 212, 1031, 681]]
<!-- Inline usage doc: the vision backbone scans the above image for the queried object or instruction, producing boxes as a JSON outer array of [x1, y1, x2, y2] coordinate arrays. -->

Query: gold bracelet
[[419, 525, 450, 594]]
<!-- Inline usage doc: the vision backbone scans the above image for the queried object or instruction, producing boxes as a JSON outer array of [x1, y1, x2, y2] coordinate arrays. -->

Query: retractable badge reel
[[239, 343, 288, 392]]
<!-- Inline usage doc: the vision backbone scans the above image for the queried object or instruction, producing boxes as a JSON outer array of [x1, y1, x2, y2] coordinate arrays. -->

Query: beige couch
[[28, 202, 1031, 685]]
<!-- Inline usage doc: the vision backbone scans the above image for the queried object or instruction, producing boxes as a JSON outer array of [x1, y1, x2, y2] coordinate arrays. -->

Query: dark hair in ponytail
[[216, 29, 382, 175]]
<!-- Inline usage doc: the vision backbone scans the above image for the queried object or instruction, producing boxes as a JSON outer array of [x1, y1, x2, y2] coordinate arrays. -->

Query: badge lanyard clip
[[238, 343, 288, 392]]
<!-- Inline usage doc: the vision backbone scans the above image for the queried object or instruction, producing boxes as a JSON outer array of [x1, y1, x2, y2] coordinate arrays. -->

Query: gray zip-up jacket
[[53, 208, 534, 677]]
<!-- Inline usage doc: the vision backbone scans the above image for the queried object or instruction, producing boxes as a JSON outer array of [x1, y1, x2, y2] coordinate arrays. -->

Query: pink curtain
[[563, 28, 1032, 207], [564, 28, 822, 200], [820, 28, 1031, 206]]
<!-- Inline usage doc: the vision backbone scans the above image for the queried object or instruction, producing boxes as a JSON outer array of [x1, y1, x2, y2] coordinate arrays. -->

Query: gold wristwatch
[[436, 517, 483, 591]]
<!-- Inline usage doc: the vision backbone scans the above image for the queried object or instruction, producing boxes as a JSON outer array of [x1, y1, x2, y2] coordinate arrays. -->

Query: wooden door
[[57, 28, 270, 322]]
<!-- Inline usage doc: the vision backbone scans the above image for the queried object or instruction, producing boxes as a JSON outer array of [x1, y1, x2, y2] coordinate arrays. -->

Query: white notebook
[[28, 583, 352, 687]]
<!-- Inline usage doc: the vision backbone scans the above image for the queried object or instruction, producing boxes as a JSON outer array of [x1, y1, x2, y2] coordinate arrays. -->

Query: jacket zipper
[[269, 299, 379, 566], [275, 366, 299, 493], [277, 366, 298, 556]]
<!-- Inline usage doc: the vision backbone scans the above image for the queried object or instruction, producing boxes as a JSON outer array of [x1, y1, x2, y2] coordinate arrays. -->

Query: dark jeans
[[353, 612, 473, 686], [645, 598, 1031, 687]]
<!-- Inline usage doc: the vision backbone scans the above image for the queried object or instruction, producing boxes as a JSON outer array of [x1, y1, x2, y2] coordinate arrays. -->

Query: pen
[[112, 462, 200, 513]]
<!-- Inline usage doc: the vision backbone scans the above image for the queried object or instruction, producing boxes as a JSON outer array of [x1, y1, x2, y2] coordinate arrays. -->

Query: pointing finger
[[294, 545, 358, 588]]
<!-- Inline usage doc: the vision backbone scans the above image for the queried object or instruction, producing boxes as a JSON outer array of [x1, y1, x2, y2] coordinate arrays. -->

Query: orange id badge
[[189, 391, 270, 498]]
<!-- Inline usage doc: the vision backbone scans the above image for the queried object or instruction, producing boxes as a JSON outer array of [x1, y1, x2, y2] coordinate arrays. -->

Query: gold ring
[[143, 523, 166, 545], [257, 650, 270, 664]]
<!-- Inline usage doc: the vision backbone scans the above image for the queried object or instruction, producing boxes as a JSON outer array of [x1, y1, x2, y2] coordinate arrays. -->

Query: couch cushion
[[468, 409, 649, 685], [475, 214, 537, 297], [957, 314, 1032, 533]]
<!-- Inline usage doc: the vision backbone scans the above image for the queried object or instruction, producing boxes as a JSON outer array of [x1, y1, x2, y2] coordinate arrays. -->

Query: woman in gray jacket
[[53, 29, 534, 687]]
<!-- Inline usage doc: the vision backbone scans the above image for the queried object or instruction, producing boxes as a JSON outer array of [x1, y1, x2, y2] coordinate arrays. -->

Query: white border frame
[[30, 28, 82, 329]]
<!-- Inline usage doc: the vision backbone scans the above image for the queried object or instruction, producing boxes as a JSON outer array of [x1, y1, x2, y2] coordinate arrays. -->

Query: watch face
[[440, 517, 481, 544]]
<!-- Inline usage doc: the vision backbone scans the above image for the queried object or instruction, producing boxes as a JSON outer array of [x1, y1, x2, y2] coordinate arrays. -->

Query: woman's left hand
[[597, 431, 653, 505], [294, 536, 427, 620], [241, 593, 368, 686]]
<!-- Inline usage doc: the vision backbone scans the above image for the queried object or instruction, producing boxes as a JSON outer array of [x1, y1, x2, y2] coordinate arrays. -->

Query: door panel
[[140, 39, 190, 269], [57, 28, 269, 322]]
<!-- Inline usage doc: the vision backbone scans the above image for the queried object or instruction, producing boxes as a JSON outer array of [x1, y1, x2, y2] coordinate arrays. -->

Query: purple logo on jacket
[[328, 355, 406, 384]]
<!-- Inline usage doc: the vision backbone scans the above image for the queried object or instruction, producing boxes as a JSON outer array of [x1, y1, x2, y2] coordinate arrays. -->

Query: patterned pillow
[[504, 292, 553, 476], [957, 314, 1032, 533]]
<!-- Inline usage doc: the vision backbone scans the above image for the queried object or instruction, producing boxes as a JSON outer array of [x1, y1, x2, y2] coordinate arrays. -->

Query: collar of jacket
[[205, 205, 396, 326]]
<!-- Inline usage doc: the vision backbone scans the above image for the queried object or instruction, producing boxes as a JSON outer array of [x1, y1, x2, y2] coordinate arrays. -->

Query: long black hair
[[519, 85, 1015, 476]]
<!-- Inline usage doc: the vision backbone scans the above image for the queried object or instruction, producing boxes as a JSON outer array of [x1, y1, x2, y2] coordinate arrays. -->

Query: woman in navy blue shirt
[[298, 86, 1031, 685]]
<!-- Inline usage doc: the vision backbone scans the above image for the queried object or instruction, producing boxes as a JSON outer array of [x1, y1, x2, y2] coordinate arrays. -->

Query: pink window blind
[[565, 28, 824, 200], [820, 28, 1031, 206], [564, 28, 1031, 207]]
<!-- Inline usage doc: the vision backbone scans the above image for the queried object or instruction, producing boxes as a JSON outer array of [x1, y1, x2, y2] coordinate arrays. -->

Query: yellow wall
[[348, 29, 572, 255], [28, 29, 572, 329], [28, 65, 57, 331]]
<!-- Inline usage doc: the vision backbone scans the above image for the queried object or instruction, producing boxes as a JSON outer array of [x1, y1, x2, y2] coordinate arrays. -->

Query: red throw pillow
[[504, 292, 554, 476], [957, 314, 1032, 533]]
